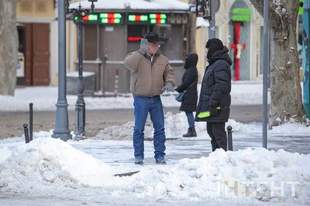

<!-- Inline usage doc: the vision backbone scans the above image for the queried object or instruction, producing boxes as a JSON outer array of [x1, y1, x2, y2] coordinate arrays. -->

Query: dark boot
[[134, 157, 144, 165], [211, 140, 219, 152], [183, 127, 197, 137], [191, 127, 197, 137]]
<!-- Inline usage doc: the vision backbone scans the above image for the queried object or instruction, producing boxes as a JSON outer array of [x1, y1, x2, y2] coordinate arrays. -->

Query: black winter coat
[[175, 55, 198, 112], [196, 48, 232, 123]]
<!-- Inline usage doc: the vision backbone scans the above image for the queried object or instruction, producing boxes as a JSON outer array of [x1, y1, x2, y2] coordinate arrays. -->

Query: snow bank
[[1, 137, 310, 203], [96, 112, 309, 140], [95, 112, 241, 140], [118, 148, 310, 201], [95, 112, 205, 140], [0, 138, 113, 192], [0, 147, 12, 164]]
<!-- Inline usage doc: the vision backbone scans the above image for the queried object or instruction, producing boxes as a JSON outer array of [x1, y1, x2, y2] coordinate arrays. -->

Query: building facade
[[67, 0, 190, 94], [16, 0, 55, 86], [191, 0, 264, 81], [16, 0, 78, 87], [15, 0, 264, 90]]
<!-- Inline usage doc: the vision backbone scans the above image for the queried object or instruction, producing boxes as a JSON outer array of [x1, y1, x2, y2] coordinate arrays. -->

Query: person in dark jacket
[[196, 38, 232, 151], [175, 53, 199, 137]]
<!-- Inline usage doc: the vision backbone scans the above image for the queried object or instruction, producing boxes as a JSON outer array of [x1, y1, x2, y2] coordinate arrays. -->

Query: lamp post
[[65, 0, 97, 138], [52, 0, 72, 141]]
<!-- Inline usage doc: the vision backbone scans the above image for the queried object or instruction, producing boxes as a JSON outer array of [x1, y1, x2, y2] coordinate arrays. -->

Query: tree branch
[[249, 0, 297, 31]]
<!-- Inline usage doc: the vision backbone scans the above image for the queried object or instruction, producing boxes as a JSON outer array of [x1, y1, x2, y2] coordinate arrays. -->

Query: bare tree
[[0, 0, 17, 95], [249, 0, 305, 125]]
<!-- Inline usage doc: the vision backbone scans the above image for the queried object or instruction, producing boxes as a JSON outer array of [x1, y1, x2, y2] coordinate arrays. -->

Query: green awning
[[231, 8, 251, 22]]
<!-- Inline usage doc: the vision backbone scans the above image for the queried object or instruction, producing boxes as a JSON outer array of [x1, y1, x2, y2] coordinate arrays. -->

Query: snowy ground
[[0, 112, 309, 206], [1, 81, 309, 205], [96, 112, 310, 152], [96, 112, 309, 139], [0, 82, 265, 111]]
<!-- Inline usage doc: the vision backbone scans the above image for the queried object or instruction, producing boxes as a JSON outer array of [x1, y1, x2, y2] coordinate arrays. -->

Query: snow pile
[[0, 137, 310, 203], [165, 113, 241, 138], [228, 121, 310, 138], [96, 110, 309, 140], [95, 112, 208, 140], [119, 148, 310, 201], [95, 112, 250, 140], [268, 123, 310, 136], [0, 147, 12, 164], [0, 131, 53, 147], [0, 138, 113, 192]]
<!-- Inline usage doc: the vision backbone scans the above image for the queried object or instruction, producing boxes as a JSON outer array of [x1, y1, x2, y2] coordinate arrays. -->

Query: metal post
[[96, 22, 100, 61], [227, 126, 233, 151], [114, 69, 119, 96], [75, 19, 86, 137], [96, 21, 103, 93], [29, 103, 33, 141], [68, 0, 97, 137], [23, 124, 30, 144], [208, 0, 216, 39], [262, 0, 270, 148], [53, 0, 72, 141]]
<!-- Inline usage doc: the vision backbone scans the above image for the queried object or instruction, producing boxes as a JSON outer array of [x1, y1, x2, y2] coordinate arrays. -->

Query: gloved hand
[[197, 111, 211, 119], [209, 106, 221, 116], [139, 38, 148, 53], [162, 82, 175, 93], [197, 107, 220, 119]]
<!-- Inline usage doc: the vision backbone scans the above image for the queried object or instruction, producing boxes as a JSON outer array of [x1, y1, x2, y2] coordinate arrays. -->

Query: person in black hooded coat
[[175, 53, 198, 137], [196, 38, 232, 151]]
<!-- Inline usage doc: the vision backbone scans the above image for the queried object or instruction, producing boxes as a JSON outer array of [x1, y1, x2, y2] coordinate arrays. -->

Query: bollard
[[114, 69, 119, 97], [227, 125, 233, 151], [29, 103, 33, 141], [23, 124, 30, 144]]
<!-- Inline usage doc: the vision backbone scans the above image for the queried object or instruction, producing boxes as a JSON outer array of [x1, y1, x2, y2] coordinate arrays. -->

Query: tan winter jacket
[[124, 49, 175, 97]]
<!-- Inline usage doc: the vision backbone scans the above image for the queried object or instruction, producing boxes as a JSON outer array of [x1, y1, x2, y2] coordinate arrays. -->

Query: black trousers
[[207, 122, 227, 151]]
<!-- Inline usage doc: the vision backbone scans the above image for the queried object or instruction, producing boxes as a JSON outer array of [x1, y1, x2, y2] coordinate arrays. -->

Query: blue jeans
[[185, 111, 195, 128], [133, 96, 166, 161]]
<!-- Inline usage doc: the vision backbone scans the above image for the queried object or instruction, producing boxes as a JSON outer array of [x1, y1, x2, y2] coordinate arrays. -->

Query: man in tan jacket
[[124, 32, 175, 165]]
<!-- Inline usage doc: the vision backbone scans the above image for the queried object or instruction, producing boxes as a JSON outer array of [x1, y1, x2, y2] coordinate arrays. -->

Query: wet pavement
[[0, 105, 262, 138]]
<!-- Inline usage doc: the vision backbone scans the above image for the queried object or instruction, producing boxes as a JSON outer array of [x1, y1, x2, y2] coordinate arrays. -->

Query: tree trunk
[[0, 0, 17, 96], [249, 0, 305, 124]]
